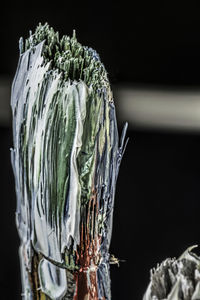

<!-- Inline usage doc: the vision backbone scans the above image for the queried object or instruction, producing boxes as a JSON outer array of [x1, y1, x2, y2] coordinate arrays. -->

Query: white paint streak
[[65, 82, 87, 249], [39, 258, 68, 300]]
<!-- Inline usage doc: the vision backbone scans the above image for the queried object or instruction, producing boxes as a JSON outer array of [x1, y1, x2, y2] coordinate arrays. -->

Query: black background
[[1, 1, 200, 299]]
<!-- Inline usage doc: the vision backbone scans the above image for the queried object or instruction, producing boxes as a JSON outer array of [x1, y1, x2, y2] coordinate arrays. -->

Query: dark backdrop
[[1, 2, 200, 299]]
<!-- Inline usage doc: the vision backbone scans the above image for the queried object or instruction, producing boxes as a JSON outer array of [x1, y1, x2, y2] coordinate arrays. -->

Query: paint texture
[[11, 23, 127, 299]]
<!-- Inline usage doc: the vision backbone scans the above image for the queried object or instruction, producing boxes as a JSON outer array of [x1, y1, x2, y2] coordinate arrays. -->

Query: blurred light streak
[[114, 85, 200, 132]]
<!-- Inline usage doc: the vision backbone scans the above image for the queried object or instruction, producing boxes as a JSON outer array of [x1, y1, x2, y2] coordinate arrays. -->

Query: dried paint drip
[[11, 23, 127, 299]]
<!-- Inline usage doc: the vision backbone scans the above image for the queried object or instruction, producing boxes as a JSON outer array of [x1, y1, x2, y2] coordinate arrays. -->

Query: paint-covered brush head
[[143, 246, 200, 300], [11, 23, 127, 299]]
